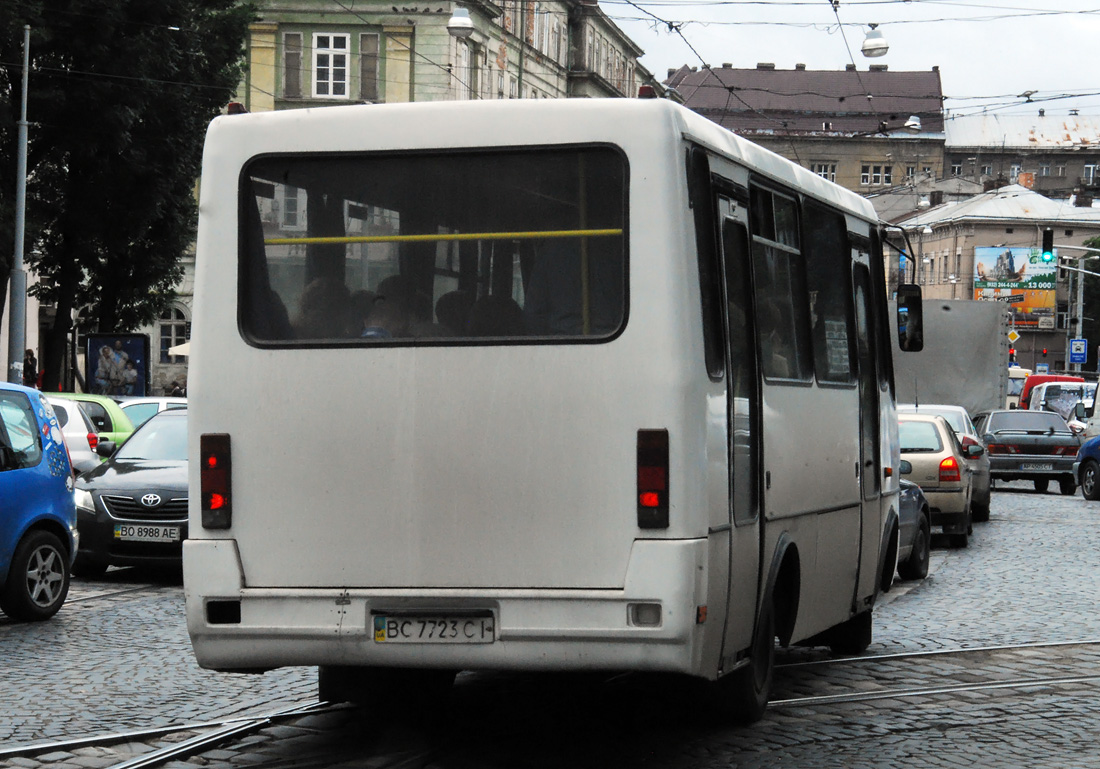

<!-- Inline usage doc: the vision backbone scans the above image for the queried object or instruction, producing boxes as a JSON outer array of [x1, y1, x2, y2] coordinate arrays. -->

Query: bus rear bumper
[[183, 538, 709, 676]]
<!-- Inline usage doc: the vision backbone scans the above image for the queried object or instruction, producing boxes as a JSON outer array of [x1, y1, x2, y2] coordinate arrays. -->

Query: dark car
[[975, 409, 1081, 495], [897, 475, 931, 580], [0, 383, 78, 620], [1073, 435, 1100, 500], [72, 409, 187, 576]]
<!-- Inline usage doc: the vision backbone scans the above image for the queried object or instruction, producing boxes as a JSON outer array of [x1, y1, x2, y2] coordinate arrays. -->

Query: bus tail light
[[939, 456, 961, 483], [200, 433, 232, 529], [637, 429, 669, 529]]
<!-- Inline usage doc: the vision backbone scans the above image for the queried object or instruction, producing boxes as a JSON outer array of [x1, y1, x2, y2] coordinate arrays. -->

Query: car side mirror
[[1076, 403, 1087, 419], [965, 444, 984, 458], [899, 459, 912, 475], [96, 440, 116, 458], [896, 284, 924, 352]]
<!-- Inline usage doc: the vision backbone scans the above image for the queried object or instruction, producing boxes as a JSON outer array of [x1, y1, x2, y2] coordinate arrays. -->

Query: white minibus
[[184, 98, 918, 723]]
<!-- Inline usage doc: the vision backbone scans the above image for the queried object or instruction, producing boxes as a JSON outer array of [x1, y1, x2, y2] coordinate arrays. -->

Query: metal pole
[[7, 25, 30, 385], [1076, 254, 1085, 373]]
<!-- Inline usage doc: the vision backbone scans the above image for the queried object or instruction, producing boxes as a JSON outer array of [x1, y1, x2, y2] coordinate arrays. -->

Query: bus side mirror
[[1076, 402, 1087, 419], [896, 284, 924, 352], [899, 459, 912, 474]]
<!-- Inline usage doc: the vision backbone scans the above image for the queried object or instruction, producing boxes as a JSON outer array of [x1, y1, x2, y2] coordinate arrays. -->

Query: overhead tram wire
[[617, 0, 806, 164]]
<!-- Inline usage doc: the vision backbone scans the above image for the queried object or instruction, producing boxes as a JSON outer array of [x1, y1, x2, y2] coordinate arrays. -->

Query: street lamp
[[446, 7, 475, 39], [861, 24, 889, 58]]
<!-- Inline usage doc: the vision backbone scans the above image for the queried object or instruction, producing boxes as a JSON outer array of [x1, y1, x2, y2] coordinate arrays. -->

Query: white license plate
[[1021, 462, 1054, 471], [373, 615, 495, 644], [113, 524, 180, 543]]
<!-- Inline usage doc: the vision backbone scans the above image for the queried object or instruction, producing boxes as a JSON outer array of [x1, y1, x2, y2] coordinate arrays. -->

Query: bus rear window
[[239, 147, 627, 345]]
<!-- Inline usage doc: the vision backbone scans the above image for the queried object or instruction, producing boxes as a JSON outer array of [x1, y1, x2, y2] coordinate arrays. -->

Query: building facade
[[945, 114, 1100, 200], [895, 184, 1100, 371]]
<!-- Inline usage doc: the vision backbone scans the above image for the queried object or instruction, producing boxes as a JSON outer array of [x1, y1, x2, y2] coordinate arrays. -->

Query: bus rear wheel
[[719, 598, 775, 724]]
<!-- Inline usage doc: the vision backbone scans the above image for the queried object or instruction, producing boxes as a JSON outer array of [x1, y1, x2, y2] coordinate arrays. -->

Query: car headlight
[[74, 488, 95, 512]]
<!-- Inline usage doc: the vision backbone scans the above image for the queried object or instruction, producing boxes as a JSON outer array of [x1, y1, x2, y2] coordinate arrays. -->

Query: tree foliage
[[0, 0, 253, 387]]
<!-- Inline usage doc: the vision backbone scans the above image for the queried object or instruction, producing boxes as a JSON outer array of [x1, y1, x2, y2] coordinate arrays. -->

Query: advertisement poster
[[85, 334, 151, 397], [973, 246, 1056, 329]]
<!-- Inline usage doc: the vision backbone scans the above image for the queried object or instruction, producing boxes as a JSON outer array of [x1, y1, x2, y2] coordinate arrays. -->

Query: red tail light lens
[[200, 433, 232, 529], [986, 443, 1018, 455], [637, 430, 669, 529], [960, 435, 979, 448], [87, 432, 98, 452], [939, 456, 961, 483]]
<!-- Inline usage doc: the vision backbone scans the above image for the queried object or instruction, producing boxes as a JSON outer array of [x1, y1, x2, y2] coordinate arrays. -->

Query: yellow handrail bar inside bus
[[263, 228, 623, 246]]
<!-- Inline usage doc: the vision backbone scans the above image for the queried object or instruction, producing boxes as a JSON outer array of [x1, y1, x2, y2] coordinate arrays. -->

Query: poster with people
[[85, 334, 150, 397], [973, 246, 1057, 329]]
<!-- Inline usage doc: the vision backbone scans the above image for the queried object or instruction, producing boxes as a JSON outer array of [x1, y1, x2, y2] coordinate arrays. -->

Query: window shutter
[[360, 33, 379, 102], [284, 33, 302, 98]]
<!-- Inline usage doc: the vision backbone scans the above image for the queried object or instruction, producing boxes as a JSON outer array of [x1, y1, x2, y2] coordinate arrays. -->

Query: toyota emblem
[[140, 493, 162, 507]]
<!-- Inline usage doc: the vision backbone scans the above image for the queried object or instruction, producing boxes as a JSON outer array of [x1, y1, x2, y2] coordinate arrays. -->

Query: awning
[[168, 342, 190, 356]]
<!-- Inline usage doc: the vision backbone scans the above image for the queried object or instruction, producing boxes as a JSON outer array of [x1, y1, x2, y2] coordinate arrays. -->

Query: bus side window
[[802, 203, 855, 384], [749, 186, 812, 382]]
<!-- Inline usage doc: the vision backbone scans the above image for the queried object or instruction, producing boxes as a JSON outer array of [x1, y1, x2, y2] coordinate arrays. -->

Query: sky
[[605, 0, 1100, 119]]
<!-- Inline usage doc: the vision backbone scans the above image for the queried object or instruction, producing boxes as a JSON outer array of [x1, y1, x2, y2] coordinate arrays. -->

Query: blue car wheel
[[0, 530, 71, 621]]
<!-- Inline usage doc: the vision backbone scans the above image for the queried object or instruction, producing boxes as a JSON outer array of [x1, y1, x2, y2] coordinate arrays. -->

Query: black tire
[[1059, 477, 1078, 496], [1034, 478, 1050, 493], [72, 557, 108, 578], [719, 598, 775, 724], [951, 532, 969, 548], [971, 504, 990, 523], [1082, 460, 1100, 501], [828, 609, 873, 656], [898, 516, 930, 580], [0, 530, 70, 621]]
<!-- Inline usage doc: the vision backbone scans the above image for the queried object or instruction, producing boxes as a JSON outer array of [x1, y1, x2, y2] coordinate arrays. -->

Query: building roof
[[899, 184, 1100, 227], [665, 64, 944, 136], [946, 114, 1100, 150]]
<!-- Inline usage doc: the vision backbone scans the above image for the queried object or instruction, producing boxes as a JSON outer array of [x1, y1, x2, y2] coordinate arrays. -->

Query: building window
[[906, 165, 916, 179], [982, 164, 993, 176], [509, 76, 516, 99], [1010, 163, 1022, 181], [922, 166, 932, 175], [1056, 163, 1067, 177], [951, 163, 962, 177], [284, 33, 303, 98], [860, 164, 892, 186], [812, 162, 837, 182], [1085, 164, 1100, 183], [1039, 162, 1051, 177], [313, 33, 349, 98], [360, 33, 380, 102], [160, 307, 189, 364]]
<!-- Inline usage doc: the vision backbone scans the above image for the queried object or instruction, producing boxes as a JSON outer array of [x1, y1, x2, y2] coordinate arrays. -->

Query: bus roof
[[207, 99, 879, 225]]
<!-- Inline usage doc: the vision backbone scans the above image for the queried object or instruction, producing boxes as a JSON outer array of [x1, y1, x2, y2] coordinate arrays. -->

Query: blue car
[[0, 382, 78, 621], [1073, 435, 1100, 501]]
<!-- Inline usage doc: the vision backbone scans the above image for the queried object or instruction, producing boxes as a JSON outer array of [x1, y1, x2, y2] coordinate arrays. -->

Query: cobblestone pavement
[[4, 482, 1100, 768]]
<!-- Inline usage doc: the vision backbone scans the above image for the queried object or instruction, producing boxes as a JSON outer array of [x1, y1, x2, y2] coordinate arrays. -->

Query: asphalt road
[[3, 480, 1099, 768]]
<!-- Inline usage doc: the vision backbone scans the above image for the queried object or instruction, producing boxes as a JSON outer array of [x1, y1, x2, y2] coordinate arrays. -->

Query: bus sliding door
[[716, 196, 762, 660]]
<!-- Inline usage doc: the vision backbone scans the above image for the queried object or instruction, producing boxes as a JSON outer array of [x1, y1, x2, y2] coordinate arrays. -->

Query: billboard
[[973, 246, 1056, 329], [85, 334, 151, 397]]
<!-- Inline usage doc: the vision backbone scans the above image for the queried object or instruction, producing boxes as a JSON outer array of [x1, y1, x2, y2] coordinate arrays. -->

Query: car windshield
[[988, 411, 1071, 434], [115, 414, 187, 461], [899, 421, 943, 452]]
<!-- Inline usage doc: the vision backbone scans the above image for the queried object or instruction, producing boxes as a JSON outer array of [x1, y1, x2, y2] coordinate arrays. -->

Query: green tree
[[1, 0, 253, 389]]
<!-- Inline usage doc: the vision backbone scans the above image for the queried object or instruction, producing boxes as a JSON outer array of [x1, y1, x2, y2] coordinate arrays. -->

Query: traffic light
[[1042, 348, 1049, 357], [1009, 347, 1016, 363], [1041, 228, 1055, 263]]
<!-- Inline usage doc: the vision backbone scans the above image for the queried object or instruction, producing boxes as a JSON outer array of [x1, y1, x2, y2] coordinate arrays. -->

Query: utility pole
[[6, 26, 30, 385]]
